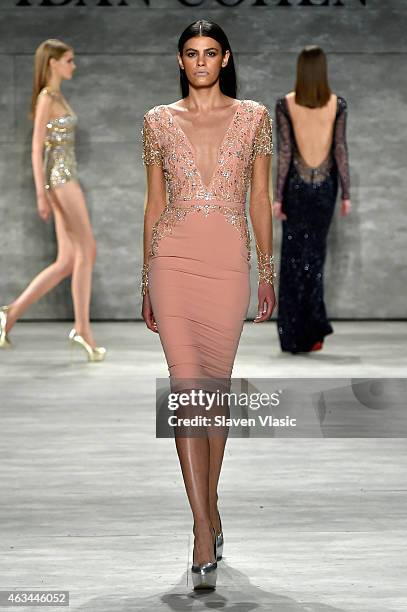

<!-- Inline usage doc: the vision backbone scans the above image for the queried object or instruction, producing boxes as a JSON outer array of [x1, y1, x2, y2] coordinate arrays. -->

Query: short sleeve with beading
[[252, 105, 273, 160], [142, 110, 163, 167]]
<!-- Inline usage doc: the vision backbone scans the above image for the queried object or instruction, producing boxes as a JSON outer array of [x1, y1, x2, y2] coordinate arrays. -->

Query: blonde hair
[[30, 38, 72, 119]]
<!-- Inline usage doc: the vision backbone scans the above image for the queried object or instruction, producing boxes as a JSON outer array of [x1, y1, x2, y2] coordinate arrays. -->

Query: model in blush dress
[[141, 99, 274, 391]]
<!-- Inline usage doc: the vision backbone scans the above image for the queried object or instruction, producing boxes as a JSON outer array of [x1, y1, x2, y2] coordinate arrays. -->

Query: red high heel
[[310, 341, 323, 351]]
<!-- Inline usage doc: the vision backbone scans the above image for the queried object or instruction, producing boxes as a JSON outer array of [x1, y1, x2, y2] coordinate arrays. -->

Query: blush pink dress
[[142, 99, 273, 391]]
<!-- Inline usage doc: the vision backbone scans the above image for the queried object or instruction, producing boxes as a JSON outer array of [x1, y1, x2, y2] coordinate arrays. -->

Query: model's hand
[[273, 201, 287, 221], [340, 199, 352, 217], [142, 291, 159, 333], [254, 283, 276, 323], [37, 192, 52, 223]]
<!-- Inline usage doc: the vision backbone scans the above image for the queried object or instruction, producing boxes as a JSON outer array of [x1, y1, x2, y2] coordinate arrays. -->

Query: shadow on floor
[[75, 560, 347, 611]]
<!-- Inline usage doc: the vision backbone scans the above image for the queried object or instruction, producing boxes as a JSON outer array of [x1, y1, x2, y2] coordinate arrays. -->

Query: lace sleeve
[[333, 97, 350, 200], [252, 105, 273, 160], [142, 113, 163, 167], [275, 99, 293, 203]]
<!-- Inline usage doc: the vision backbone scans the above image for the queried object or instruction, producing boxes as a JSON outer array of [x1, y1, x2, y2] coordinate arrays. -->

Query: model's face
[[178, 36, 230, 89], [50, 50, 76, 81]]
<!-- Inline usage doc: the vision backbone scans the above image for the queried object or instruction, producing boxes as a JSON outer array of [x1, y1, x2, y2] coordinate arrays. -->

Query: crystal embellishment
[[141, 99, 273, 263]]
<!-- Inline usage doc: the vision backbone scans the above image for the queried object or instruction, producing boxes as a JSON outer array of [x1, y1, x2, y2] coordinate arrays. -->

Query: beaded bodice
[[45, 112, 77, 149], [142, 99, 273, 207], [141, 99, 275, 287], [38, 87, 77, 150]]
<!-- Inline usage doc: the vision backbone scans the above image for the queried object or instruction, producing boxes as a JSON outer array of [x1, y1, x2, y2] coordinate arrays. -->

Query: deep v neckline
[[164, 100, 243, 193]]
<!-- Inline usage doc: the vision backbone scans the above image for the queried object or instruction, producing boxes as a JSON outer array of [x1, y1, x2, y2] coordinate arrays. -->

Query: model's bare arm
[[250, 153, 273, 266], [249, 106, 276, 323], [140, 114, 167, 332], [249, 152, 276, 322], [143, 163, 167, 267], [31, 92, 52, 221], [141, 165, 166, 333]]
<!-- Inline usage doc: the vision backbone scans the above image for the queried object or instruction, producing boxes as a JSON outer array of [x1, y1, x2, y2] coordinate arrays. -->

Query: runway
[[1, 321, 406, 611]]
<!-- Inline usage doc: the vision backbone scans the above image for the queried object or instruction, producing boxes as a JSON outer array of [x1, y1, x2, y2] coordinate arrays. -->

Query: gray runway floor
[[0, 321, 406, 611]]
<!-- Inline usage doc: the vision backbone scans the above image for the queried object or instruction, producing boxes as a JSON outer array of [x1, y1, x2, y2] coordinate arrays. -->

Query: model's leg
[[206, 394, 230, 535], [175, 433, 215, 565], [5, 198, 75, 332], [208, 436, 227, 534], [52, 182, 97, 348]]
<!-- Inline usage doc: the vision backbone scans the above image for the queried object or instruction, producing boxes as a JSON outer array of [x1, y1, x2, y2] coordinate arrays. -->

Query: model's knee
[[55, 255, 75, 278], [76, 239, 97, 266]]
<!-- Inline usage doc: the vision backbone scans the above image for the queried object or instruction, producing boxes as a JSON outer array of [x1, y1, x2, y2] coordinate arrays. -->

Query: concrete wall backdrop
[[0, 0, 406, 320]]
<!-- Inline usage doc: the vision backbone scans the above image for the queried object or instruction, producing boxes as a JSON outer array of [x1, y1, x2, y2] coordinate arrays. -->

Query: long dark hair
[[177, 20, 237, 99], [295, 46, 331, 108]]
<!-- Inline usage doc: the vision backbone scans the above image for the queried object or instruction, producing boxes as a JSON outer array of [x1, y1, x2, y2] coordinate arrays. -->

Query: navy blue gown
[[275, 95, 350, 353]]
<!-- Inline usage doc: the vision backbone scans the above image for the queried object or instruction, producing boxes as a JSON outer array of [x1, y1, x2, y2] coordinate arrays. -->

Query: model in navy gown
[[274, 47, 351, 353]]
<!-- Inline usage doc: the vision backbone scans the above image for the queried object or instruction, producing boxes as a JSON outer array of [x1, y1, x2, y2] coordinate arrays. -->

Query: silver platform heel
[[216, 532, 224, 561], [191, 525, 217, 590], [215, 508, 224, 561]]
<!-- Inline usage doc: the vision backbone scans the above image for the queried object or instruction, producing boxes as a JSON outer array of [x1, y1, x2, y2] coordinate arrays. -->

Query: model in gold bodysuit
[[39, 87, 78, 192], [1, 39, 105, 361]]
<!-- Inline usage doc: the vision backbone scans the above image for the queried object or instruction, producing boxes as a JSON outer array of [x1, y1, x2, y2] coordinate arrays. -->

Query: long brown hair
[[294, 46, 331, 108], [30, 38, 72, 119]]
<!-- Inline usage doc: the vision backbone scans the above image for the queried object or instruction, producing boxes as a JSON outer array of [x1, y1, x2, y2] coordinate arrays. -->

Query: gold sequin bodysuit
[[39, 88, 78, 191]]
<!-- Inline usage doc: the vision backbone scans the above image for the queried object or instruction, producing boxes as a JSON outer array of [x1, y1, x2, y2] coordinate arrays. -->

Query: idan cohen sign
[[15, 0, 367, 7]]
